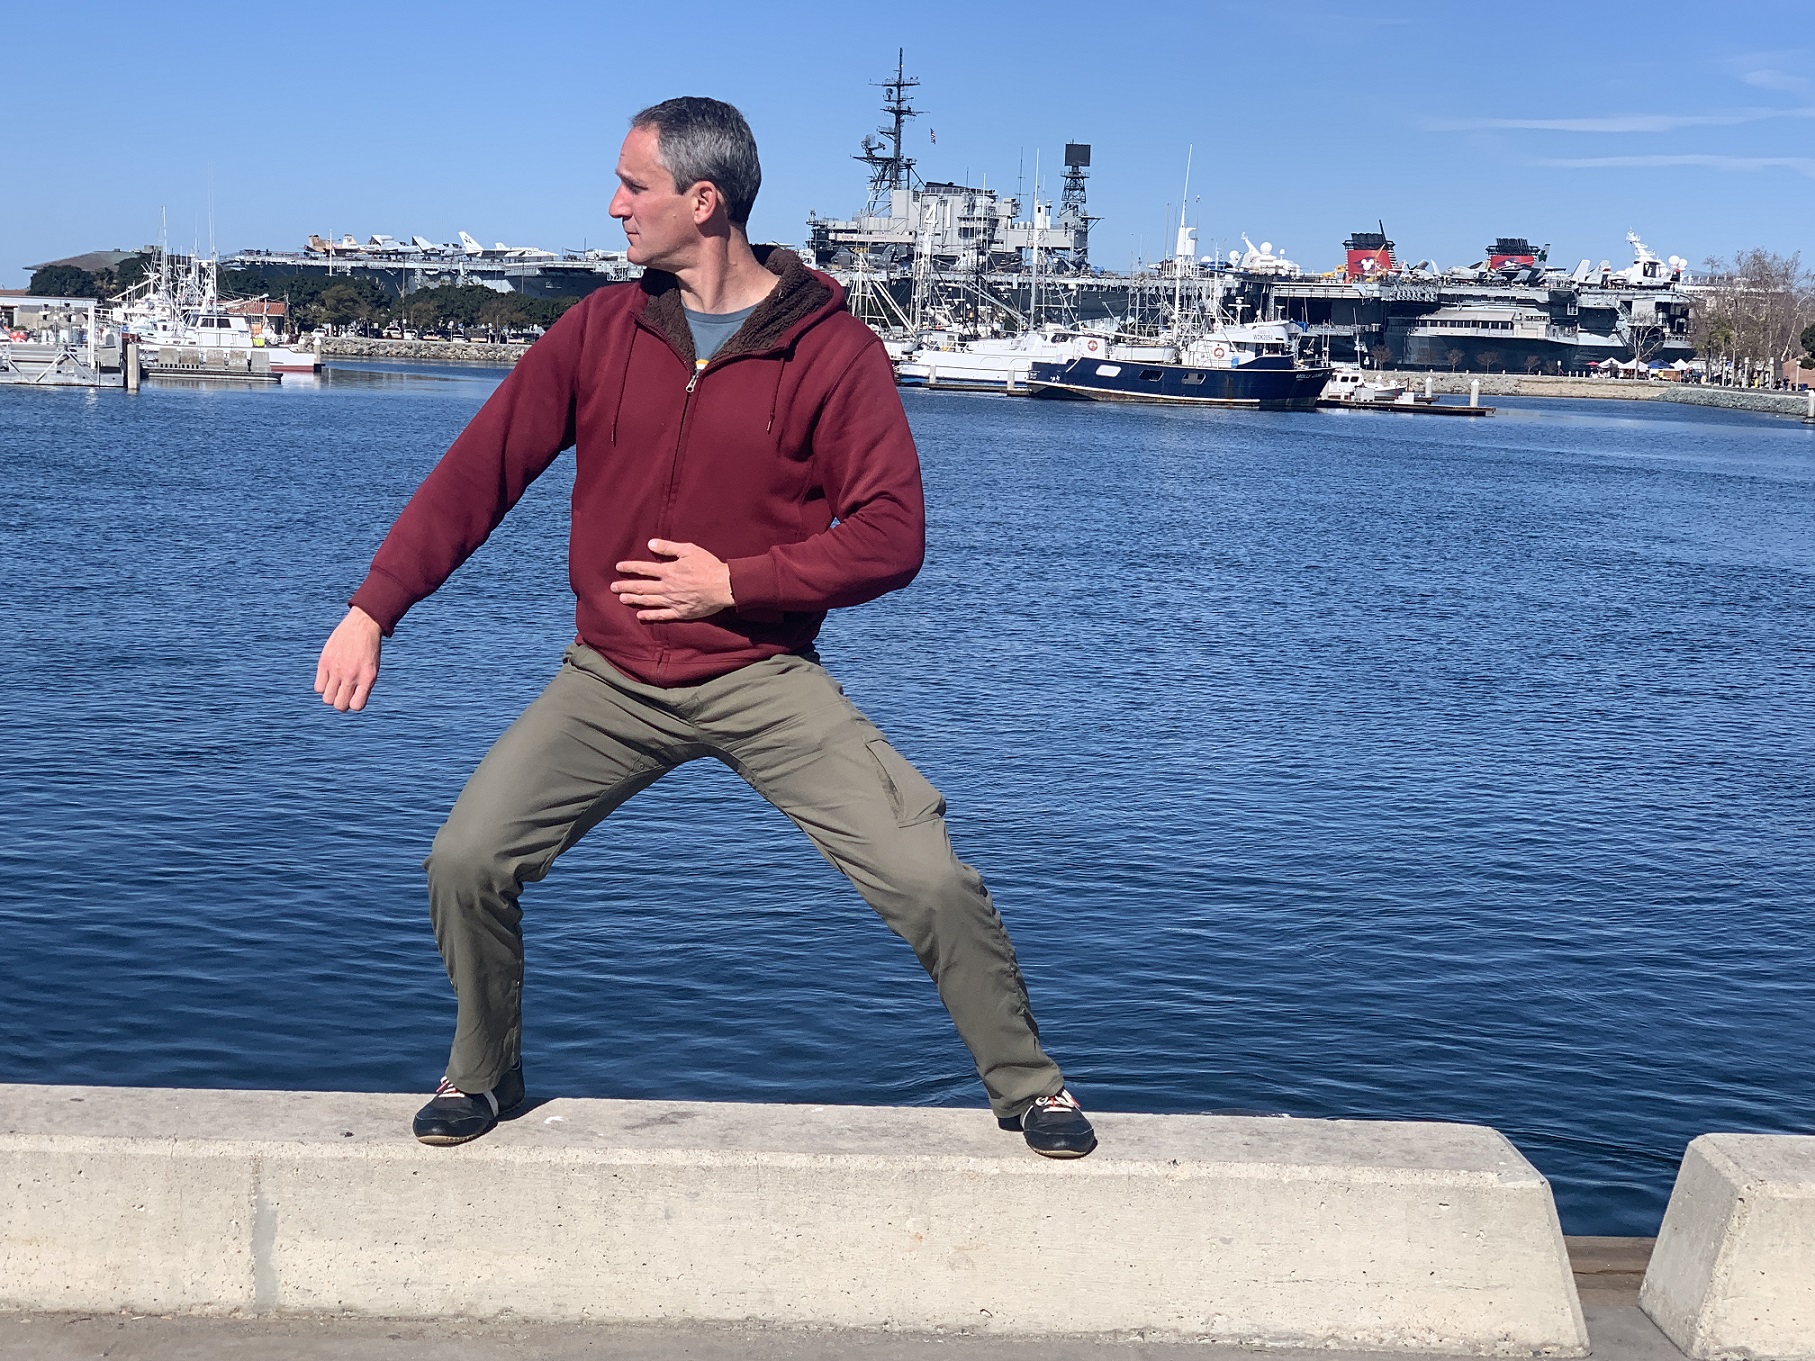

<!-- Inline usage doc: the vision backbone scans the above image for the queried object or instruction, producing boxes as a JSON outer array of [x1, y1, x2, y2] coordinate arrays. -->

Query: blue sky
[[6, 1, 1811, 286]]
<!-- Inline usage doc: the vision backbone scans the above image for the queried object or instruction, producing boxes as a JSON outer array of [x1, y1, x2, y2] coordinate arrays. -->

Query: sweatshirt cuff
[[727, 553, 784, 622], [348, 569, 415, 637]]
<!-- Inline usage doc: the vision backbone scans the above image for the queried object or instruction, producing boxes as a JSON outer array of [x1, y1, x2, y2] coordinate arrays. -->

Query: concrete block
[[1640, 1134, 1815, 1359], [0, 1136, 257, 1313], [0, 1085, 1587, 1355]]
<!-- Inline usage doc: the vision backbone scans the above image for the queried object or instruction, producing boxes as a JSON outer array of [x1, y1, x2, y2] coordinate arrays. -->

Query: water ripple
[[1, 373, 1810, 1233]]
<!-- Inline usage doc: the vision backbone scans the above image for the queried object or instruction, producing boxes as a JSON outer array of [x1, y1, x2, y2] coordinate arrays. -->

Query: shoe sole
[[413, 1096, 526, 1147], [414, 1128, 492, 1147], [1028, 1138, 1098, 1159]]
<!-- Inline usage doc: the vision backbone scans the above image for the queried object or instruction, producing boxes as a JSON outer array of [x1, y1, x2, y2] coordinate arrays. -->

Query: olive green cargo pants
[[426, 643, 1065, 1120]]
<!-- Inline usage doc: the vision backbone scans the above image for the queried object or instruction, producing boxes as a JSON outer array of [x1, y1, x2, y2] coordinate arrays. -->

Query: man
[[314, 97, 1094, 1159]]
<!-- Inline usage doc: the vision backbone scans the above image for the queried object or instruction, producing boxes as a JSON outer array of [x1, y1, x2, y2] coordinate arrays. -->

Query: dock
[[0, 295, 121, 388], [0, 343, 113, 388], [1318, 399, 1496, 416]]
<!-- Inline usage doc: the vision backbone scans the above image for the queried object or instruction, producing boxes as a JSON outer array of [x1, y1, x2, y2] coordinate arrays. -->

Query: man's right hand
[[314, 607, 384, 712]]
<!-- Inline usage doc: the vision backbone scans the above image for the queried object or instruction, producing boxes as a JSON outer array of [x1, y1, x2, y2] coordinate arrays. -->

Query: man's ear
[[689, 181, 722, 226]]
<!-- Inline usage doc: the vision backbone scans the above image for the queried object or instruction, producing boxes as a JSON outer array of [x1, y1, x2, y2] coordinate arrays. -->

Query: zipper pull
[[687, 359, 706, 394]]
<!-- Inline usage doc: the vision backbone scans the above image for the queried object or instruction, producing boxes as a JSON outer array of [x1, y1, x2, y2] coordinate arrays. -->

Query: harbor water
[[1, 366, 1810, 1235]]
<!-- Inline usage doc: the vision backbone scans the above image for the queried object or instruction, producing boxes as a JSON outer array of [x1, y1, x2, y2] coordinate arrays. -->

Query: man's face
[[610, 125, 707, 270]]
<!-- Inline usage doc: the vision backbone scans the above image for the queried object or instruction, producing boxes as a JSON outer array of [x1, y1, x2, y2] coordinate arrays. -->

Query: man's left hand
[[611, 539, 735, 622]]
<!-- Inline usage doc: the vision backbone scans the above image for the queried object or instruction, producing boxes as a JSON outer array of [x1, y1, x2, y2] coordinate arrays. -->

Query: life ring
[[1086, 338, 1099, 352], [1212, 344, 1226, 360]]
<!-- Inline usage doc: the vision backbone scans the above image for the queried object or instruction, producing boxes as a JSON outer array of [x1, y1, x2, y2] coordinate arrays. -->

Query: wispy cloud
[[1742, 68, 1811, 92], [1430, 107, 1814, 133], [1722, 49, 1810, 92], [1538, 154, 1815, 178]]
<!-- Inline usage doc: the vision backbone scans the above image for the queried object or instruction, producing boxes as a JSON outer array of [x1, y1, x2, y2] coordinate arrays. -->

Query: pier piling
[[123, 339, 140, 393]]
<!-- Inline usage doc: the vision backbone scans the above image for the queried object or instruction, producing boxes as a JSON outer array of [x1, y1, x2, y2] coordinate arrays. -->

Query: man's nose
[[608, 187, 630, 219]]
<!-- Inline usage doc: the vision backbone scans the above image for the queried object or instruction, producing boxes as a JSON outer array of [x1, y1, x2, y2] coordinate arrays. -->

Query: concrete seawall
[[0, 1085, 1589, 1355], [1416, 373, 1810, 418], [1640, 1133, 1815, 1360]]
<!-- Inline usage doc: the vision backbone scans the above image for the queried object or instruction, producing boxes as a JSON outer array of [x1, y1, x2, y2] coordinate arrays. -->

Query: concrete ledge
[[0, 1085, 1586, 1355], [1640, 1134, 1815, 1359], [1417, 372, 1809, 417]]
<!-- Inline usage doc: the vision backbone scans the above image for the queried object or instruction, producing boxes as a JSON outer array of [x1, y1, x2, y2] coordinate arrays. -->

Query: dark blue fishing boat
[[1026, 354, 1332, 410]]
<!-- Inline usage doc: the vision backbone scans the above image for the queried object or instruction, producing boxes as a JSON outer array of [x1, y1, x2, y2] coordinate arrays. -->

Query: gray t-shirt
[[684, 302, 760, 363]]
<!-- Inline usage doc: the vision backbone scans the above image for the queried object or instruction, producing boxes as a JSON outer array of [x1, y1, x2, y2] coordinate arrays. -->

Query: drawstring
[[612, 326, 638, 446], [767, 353, 786, 434]]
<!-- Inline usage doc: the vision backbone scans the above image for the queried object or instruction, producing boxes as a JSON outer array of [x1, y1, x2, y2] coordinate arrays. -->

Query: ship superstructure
[[1267, 233, 1694, 372], [806, 51, 1092, 281]]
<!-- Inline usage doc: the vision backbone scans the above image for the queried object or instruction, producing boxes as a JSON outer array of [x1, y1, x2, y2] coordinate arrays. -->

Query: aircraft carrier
[[801, 56, 1695, 371], [224, 231, 639, 301]]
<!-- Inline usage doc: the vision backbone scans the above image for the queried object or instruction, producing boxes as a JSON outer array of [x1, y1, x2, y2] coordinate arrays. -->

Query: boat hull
[[265, 346, 321, 373], [1028, 356, 1331, 410]]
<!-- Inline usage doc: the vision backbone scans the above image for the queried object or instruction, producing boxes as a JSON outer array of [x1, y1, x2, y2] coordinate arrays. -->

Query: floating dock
[[1318, 398, 1496, 416], [142, 345, 279, 382], [0, 344, 113, 388]]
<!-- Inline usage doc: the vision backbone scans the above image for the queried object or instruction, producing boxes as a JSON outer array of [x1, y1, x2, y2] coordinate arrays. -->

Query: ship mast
[[857, 49, 920, 216], [1172, 146, 1192, 339], [1029, 150, 1041, 330]]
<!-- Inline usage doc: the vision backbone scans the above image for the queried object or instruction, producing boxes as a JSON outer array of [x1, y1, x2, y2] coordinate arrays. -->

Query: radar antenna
[[857, 49, 920, 214]]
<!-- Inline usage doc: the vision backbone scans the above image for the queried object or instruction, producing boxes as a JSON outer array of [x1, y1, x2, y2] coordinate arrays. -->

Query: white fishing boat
[[896, 324, 1171, 394], [1320, 365, 1408, 404], [115, 249, 319, 377]]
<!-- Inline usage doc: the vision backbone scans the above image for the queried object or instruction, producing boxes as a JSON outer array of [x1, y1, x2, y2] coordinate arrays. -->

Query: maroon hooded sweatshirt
[[349, 248, 925, 687]]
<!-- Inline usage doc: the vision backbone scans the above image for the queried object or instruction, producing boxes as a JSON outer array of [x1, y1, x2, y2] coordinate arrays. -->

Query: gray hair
[[630, 97, 762, 227]]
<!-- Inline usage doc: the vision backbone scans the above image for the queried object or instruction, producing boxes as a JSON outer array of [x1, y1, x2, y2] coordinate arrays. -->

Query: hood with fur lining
[[634, 246, 835, 366]]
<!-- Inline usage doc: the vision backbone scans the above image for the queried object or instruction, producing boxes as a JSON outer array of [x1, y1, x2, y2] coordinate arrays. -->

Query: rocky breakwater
[[1419, 372, 1810, 418], [319, 336, 529, 366]]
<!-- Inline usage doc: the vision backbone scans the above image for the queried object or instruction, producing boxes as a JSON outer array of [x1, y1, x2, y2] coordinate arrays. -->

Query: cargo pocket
[[865, 739, 946, 827]]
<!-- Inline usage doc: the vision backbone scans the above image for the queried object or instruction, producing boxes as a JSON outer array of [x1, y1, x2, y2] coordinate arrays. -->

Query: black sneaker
[[1004, 1088, 1098, 1159], [412, 1063, 525, 1146]]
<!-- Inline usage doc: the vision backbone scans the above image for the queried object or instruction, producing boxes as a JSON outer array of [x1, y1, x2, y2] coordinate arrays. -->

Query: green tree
[[29, 265, 99, 298], [478, 292, 532, 335], [393, 285, 502, 335], [398, 297, 439, 333], [32, 255, 153, 300], [311, 282, 379, 333], [524, 296, 580, 330], [114, 254, 151, 293], [220, 266, 392, 325], [1801, 321, 1815, 361]]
